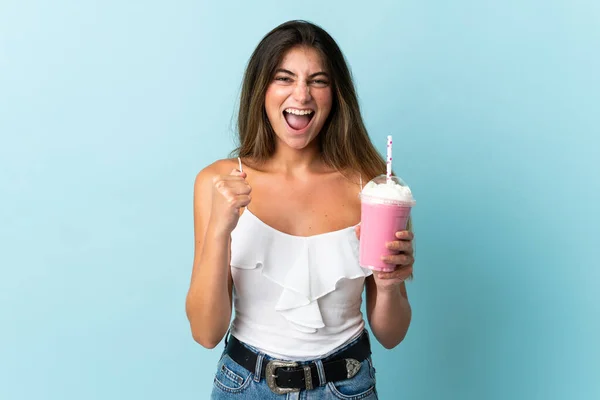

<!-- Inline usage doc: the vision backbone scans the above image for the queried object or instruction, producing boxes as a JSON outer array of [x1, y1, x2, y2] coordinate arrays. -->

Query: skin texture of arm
[[363, 228, 415, 349], [185, 161, 250, 348]]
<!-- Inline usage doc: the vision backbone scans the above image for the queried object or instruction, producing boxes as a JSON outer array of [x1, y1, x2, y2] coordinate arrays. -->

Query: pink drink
[[359, 175, 415, 272]]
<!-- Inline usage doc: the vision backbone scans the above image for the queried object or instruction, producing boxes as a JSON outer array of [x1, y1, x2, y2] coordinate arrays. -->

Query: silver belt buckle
[[265, 360, 300, 395], [346, 358, 361, 379]]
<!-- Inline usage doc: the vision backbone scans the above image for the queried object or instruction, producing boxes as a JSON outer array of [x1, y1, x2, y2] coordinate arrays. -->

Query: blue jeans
[[210, 332, 378, 399]]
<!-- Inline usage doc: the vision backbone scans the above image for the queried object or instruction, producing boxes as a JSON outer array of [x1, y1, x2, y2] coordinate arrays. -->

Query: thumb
[[354, 224, 361, 240], [230, 169, 247, 178]]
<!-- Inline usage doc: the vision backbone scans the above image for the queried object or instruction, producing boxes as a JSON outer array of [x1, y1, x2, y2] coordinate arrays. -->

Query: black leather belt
[[224, 331, 371, 395]]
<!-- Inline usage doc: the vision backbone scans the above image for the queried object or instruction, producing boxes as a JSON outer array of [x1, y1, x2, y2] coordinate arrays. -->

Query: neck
[[267, 139, 324, 174]]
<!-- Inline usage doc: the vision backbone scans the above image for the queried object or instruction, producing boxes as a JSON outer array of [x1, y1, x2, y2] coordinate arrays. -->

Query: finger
[[229, 169, 247, 178], [381, 254, 414, 266], [386, 240, 413, 254], [377, 266, 412, 280], [213, 175, 247, 187], [378, 265, 412, 278], [395, 230, 414, 241], [215, 180, 249, 195], [227, 181, 252, 195], [354, 225, 361, 240], [220, 182, 252, 199], [230, 195, 251, 209], [222, 188, 251, 199]]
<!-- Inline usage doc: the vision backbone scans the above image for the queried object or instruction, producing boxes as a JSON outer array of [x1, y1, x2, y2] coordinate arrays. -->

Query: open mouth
[[283, 108, 315, 131]]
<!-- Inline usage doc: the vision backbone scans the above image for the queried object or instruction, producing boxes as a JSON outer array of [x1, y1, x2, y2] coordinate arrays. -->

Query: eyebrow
[[275, 68, 329, 79]]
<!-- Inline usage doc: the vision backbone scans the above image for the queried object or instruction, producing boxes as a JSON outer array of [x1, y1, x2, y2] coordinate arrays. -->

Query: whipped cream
[[361, 180, 415, 205]]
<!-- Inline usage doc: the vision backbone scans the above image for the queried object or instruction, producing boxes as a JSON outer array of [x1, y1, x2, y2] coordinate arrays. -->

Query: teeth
[[285, 108, 314, 116]]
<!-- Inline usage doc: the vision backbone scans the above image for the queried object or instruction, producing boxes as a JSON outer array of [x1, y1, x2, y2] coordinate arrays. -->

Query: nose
[[292, 81, 312, 104]]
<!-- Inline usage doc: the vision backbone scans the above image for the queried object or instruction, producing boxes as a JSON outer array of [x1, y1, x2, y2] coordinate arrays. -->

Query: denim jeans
[[210, 332, 378, 399]]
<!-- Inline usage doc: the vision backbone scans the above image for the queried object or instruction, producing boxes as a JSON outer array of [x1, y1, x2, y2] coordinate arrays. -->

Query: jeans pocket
[[367, 357, 377, 382], [327, 358, 377, 400], [213, 355, 252, 394]]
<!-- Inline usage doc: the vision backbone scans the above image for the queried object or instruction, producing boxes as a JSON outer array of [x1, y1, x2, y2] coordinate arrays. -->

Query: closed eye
[[311, 79, 329, 87]]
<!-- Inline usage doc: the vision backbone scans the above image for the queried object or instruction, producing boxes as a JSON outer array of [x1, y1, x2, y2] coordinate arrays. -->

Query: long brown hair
[[233, 20, 386, 182], [233, 20, 413, 270]]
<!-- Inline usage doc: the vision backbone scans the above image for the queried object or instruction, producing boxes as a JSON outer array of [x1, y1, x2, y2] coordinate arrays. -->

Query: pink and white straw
[[386, 135, 393, 183]]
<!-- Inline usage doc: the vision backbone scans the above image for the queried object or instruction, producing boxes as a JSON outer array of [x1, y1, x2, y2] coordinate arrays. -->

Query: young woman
[[186, 20, 415, 399]]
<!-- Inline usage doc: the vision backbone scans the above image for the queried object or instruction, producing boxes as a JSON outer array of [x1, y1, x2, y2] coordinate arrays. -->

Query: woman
[[186, 20, 414, 399]]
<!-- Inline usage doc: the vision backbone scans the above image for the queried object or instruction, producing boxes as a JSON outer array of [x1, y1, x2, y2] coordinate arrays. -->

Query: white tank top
[[229, 159, 372, 360]]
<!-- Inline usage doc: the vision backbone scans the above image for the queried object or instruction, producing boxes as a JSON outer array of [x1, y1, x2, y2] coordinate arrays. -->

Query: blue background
[[1, 1, 599, 399]]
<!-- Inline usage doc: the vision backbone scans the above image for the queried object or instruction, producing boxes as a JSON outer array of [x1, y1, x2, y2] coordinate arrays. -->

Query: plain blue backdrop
[[1, 1, 599, 399]]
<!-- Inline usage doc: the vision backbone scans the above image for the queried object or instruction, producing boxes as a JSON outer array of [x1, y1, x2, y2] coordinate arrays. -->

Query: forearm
[[368, 285, 412, 349], [186, 226, 232, 348]]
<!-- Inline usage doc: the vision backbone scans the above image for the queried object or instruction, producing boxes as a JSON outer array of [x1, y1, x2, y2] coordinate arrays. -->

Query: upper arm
[[190, 167, 215, 281], [189, 162, 234, 298]]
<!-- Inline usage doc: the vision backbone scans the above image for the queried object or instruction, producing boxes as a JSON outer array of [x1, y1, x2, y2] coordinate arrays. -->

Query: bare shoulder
[[194, 158, 240, 186], [343, 168, 364, 188], [193, 158, 241, 209], [196, 158, 240, 178], [336, 168, 363, 198]]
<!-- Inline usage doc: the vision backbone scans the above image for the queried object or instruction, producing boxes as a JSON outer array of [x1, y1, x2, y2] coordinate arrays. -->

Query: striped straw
[[386, 135, 393, 183]]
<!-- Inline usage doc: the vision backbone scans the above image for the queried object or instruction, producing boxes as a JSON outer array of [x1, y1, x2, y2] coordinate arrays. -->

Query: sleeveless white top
[[229, 159, 372, 360]]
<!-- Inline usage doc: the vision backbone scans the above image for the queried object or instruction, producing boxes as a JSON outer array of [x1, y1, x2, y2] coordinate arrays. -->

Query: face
[[264, 46, 333, 150]]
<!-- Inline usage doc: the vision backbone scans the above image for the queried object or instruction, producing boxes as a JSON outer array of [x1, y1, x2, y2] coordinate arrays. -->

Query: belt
[[224, 331, 371, 395]]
